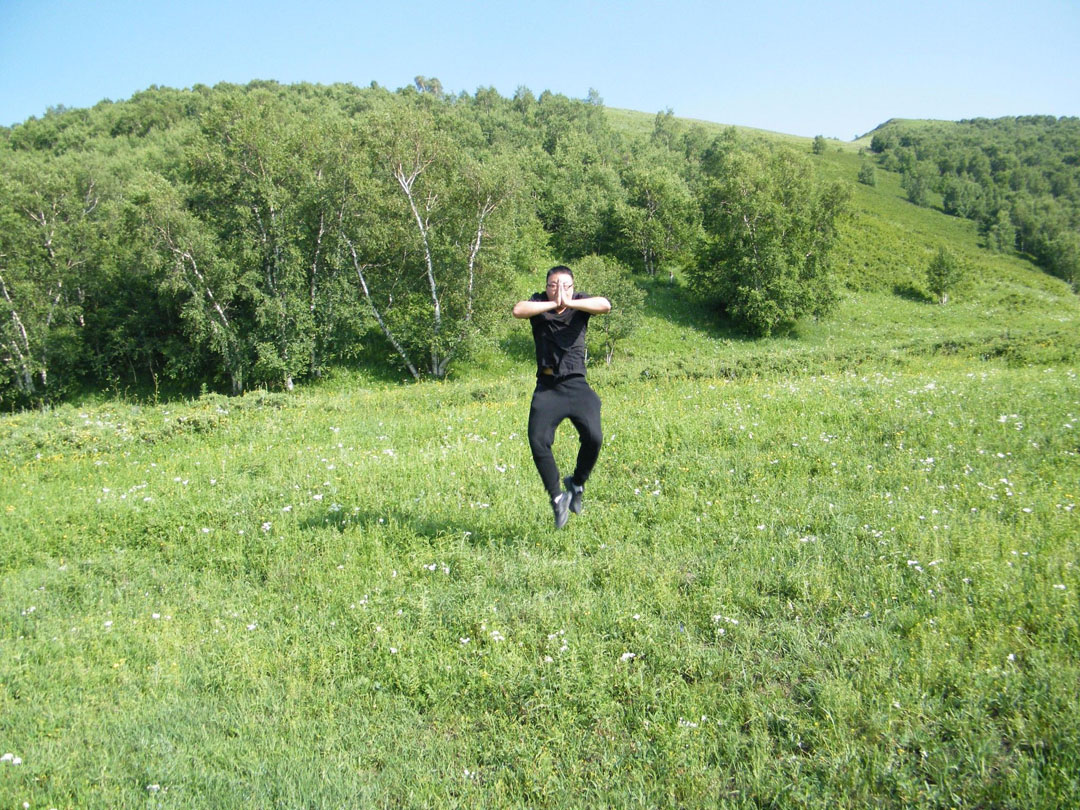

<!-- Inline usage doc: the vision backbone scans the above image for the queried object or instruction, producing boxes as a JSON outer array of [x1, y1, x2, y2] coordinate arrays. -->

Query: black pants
[[527, 375, 603, 500]]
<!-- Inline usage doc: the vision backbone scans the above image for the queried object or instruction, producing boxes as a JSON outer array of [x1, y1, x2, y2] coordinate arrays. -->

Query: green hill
[[2, 91, 1079, 808], [3, 85, 1076, 405], [569, 107, 1079, 382]]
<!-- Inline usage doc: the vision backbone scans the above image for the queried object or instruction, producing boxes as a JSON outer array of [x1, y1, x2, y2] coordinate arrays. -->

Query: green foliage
[[537, 127, 624, 260], [857, 160, 876, 186], [868, 116, 1080, 284], [689, 132, 851, 336], [189, 89, 324, 390], [132, 171, 251, 394], [349, 95, 525, 379], [1, 82, 552, 396], [614, 145, 702, 278], [812, 134, 827, 154], [3, 87, 1078, 407], [0, 150, 121, 404], [900, 162, 935, 207], [982, 207, 1015, 253], [573, 254, 645, 364], [941, 175, 985, 219], [412, 75, 444, 97], [926, 246, 963, 304]]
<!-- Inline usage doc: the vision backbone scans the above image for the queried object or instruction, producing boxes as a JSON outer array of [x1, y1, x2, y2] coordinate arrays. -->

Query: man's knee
[[582, 424, 603, 451], [528, 426, 553, 455]]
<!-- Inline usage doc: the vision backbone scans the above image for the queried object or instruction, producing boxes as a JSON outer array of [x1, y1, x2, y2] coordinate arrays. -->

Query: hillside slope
[[2, 105, 1078, 810], [573, 107, 1079, 386]]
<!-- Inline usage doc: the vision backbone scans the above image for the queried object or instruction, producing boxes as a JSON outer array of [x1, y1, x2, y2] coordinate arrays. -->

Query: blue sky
[[2, 0, 1077, 138]]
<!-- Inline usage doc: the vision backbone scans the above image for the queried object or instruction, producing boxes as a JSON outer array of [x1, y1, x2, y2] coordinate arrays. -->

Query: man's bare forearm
[[565, 296, 611, 314], [512, 295, 610, 319], [512, 299, 558, 319]]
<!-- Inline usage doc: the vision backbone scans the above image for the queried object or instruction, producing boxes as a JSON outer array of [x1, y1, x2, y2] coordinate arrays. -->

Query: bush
[[573, 255, 645, 364], [689, 138, 851, 336], [927, 246, 963, 304]]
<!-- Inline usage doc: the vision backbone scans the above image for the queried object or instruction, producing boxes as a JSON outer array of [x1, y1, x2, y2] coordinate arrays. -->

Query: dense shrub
[[688, 133, 851, 336]]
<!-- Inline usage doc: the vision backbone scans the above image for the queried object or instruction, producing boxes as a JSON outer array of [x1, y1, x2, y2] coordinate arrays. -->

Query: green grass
[[3, 358, 1078, 808], [606, 105, 823, 149], [3, 116, 1080, 808]]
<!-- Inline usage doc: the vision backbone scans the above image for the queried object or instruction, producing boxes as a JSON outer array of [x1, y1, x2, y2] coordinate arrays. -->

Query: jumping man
[[512, 266, 611, 528]]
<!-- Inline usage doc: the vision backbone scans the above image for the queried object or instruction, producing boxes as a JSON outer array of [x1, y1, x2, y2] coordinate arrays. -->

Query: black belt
[[537, 369, 584, 384]]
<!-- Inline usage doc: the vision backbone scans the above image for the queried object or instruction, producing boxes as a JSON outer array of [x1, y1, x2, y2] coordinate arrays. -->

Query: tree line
[[868, 116, 1080, 285], [1, 79, 849, 406]]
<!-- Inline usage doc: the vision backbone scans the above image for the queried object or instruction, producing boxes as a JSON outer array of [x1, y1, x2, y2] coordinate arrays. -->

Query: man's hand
[[555, 279, 571, 311], [512, 273, 610, 319]]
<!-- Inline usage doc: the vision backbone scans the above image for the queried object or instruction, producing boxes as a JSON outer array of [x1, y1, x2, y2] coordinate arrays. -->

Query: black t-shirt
[[528, 291, 592, 378]]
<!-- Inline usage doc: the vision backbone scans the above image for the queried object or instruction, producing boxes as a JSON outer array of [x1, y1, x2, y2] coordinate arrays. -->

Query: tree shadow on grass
[[299, 504, 546, 550], [499, 330, 535, 365], [344, 337, 423, 384], [637, 274, 752, 343], [892, 282, 933, 303]]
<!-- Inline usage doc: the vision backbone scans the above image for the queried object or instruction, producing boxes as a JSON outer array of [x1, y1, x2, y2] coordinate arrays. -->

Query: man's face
[[545, 273, 574, 302]]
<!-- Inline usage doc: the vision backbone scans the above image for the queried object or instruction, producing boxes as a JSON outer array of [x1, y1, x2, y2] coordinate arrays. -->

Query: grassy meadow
[[2, 130, 1079, 808]]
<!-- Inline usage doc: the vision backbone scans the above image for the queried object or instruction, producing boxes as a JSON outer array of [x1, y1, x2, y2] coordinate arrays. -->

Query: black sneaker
[[563, 476, 584, 515], [551, 491, 570, 529]]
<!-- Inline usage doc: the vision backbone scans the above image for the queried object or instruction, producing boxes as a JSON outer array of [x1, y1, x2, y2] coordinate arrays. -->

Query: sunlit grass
[[3, 354, 1078, 807]]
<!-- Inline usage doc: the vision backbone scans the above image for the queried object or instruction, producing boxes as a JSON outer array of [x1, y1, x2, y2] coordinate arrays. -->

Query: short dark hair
[[546, 265, 574, 281]]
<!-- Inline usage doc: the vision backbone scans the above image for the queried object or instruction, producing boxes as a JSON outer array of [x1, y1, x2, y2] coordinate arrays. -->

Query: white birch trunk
[[345, 237, 420, 381]]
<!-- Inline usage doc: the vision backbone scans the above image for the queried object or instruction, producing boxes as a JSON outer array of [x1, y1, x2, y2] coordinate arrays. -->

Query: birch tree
[[616, 152, 701, 279], [0, 153, 102, 402], [134, 173, 250, 395], [344, 99, 520, 379], [690, 135, 850, 336], [190, 91, 316, 390]]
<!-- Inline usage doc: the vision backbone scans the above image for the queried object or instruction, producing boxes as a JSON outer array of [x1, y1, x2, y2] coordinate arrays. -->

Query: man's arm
[[565, 296, 611, 315], [512, 298, 558, 319]]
